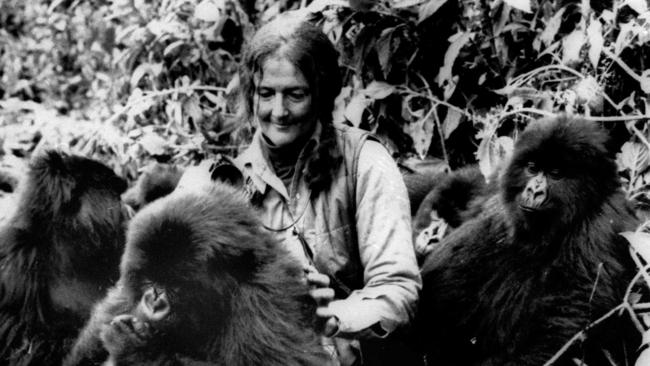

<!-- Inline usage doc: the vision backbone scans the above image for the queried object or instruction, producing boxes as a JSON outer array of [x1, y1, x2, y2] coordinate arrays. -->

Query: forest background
[[2, 0, 650, 359]]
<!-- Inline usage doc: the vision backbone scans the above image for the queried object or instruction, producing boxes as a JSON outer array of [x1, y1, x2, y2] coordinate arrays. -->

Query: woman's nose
[[271, 94, 288, 119]]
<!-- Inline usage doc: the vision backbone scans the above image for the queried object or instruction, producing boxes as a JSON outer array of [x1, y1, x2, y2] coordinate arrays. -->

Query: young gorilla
[[0, 151, 129, 366], [64, 184, 329, 366], [419, 117, 639, 366]]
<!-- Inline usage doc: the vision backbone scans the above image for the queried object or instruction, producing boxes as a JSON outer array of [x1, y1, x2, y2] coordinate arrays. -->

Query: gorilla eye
[[525, 162, 539, 175], [548, 168, 561, 178]]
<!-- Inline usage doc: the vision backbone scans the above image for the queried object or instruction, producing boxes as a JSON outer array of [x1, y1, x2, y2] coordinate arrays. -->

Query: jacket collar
[[237, 123, 321, 200]]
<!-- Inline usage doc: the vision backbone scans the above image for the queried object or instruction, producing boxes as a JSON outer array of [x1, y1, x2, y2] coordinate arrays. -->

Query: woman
[[234, 14, 421, 365]]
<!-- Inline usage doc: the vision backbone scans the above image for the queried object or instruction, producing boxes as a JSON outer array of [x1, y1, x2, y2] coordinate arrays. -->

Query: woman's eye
[[288, 90, 308, 101], [257, 89, 273, 99]]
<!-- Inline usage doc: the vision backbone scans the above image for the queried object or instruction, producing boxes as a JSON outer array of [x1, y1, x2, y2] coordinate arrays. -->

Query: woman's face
[[253, 55, 317, 147]]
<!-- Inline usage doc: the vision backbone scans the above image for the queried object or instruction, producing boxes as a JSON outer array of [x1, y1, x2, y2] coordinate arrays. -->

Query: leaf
[[539, 7, 566, 47], [139, 132, 167, 156], [617, 142, 650, 173], [376, 29, 394, 79], [164, 40, 186, 57], [332, 86, 352, 125], [344, 93, 368, 127], [392, 0, 427, 8], [418, 0, 449, 23], [614, 21, 636, 55], [361, 81, 395, 100], [562, 29, 585, 64], [624, 0, 648, 13], [183, 96, 204, 126], [503, 0, 532, 13], [621, 231, 650, 264], [640, 70, 650, 94], [442, 108, 463, 139], [403, 108, 435, 159], [306, 0, 349, 12], [194, 0, 223, 22], [477, 133, 513, 178], [586, 18, 603, 69], [130, 63, 150, 88], [436, 32, 473, 99]]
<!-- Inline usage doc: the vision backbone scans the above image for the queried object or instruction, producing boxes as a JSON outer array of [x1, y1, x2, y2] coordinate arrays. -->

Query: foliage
[[1, 0, 251, 181]]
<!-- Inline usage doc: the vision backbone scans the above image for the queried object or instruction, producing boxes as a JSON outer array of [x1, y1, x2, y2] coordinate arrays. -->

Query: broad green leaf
[[194, 0, 223, 22], [586, 18, 603, 69], [562, 29, 585, 64], [504, 0, 532, 13], [361, 81, 395, 100], [442, 108, 463, 139], [539, 7, 566, 47], [418, 0, 449, 23]]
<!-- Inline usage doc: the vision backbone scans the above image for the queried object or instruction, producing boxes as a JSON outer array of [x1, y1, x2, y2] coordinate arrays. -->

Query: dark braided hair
[[238, 14, 343, 194]]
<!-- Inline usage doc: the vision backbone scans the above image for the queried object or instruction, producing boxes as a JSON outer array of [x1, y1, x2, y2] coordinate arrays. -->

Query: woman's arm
[[327, 140, 422, 338]]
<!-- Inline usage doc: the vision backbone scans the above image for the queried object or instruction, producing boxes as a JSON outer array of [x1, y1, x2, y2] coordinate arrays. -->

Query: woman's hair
[[238, 14, 343, 194]]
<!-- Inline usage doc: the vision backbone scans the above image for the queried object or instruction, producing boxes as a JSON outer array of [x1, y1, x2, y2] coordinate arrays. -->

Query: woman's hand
[[306, 271, 339, 337]]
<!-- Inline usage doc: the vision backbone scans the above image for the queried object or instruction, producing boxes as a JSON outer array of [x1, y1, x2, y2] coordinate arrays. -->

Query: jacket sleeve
[[328, 140, 422, 338]]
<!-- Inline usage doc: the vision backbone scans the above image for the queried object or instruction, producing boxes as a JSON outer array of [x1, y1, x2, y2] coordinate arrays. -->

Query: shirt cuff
[[327, 298, 390, 338]]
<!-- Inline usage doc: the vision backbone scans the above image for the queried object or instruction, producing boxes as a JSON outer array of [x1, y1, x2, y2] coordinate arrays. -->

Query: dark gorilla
[[0, 151, 128, 366], [412, 165, 491, 236], [65, 184, 329, 366], [122, 163, 184, 210], [419, 117, 639, 366]]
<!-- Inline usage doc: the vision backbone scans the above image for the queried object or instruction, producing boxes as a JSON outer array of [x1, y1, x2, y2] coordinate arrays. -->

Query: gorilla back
[[0, 151, 128, 366], [65, 183, 329, 366]]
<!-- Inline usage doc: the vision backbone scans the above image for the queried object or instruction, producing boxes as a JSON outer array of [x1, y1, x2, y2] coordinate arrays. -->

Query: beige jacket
[[235, 125, 421, 338]]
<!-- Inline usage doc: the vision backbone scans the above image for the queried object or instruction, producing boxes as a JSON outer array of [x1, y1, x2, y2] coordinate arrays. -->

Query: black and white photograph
[[1, 0, 650, 365]]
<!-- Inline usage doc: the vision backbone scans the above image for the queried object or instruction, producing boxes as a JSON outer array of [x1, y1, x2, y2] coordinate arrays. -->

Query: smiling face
[[253, 55, 317, 147]]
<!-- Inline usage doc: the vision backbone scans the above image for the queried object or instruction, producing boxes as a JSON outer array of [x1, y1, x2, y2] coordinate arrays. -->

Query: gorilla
[[419, 117, 640, 366], [0, 150, 129, 365], [64, 183, 329, 366]]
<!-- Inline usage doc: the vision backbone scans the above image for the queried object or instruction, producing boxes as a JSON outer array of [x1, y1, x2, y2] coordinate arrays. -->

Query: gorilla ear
[[36, 151, 77, 208]]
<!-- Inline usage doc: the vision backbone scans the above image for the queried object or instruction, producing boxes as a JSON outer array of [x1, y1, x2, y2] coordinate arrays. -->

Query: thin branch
[[104, 85, 227, 125], [581, 114, 650, 122], [542, 304, 625, 366], [602, 48, 643, 83]]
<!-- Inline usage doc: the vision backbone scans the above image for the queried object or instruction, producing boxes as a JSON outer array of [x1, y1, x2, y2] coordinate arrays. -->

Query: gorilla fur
[[65, 183, 329, 366], [0, 150, 128, 366], [419, 117, 639, 366], [122, 163, 184, 210]]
